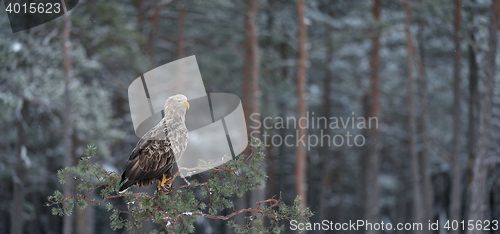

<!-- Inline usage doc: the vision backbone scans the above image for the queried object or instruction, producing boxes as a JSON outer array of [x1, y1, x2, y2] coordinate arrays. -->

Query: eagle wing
[[119, 125, 176, 191]]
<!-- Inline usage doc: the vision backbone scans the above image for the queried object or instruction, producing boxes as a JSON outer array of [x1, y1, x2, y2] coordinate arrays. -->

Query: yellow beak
[[181, 101, 190, 109]]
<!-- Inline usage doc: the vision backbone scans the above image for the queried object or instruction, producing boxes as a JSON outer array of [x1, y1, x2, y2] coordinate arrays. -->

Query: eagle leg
[[158, 175, 173, 192], [157, 180, 163, 191]]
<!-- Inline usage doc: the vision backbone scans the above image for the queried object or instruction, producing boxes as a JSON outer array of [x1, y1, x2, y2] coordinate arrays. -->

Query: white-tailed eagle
[[119, 94, 189, 192]]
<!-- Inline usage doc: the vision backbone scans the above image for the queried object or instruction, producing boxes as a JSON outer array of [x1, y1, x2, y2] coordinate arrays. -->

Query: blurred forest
[[1, 0, 500, 233]]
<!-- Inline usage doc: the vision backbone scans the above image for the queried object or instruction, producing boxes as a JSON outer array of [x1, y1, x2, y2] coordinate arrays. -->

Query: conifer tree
[[47, 140, 311, 234]]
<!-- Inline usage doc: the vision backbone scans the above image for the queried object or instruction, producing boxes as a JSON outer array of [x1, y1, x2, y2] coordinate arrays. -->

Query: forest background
[[1, 0, 500, 233]]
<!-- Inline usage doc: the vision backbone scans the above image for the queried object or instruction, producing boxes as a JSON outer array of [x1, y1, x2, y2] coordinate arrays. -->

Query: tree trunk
[[404, 1, 424, 232], [296, 0, 308, 211], [148, 0, 160, 64], [449, 1, 462, 231], [76, 191, 95, 234], [332, 146, 344, 222], [466, 2, 479, 209], [62, 4, 74, 234], [11, 101, 28, 234], [137, 0, 144, 33], [277, 41, 288, 198], [75, 133, 94, 234], [242, 0, 260, 138], [240, 0, 263, 226], [416, 20, 434, 227], [266, 125, 276, 197], [176, 0, 186, 59], [76, 208, 85, 234], [318, 25, 333, 225], [492, 177, 500, 229], [364, 1, 381, 231], [174, 0, 187, 91], [467, 0, 499, 231]]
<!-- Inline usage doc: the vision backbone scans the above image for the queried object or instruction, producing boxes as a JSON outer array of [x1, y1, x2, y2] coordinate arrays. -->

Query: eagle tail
[[119, 176, 134, 192]]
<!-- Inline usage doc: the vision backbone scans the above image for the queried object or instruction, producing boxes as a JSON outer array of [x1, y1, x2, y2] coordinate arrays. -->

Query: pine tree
[[47, 140, 311, 234]]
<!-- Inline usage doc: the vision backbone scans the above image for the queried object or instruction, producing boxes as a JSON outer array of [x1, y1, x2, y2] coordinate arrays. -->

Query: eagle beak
[[181, 101, 190, 109]]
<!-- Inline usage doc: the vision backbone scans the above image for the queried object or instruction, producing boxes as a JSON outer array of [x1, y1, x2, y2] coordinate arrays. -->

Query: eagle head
[[164, 94, 190, 120]]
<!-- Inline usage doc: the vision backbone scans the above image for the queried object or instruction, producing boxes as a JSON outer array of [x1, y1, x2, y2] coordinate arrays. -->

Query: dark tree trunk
[[26, 193, 42, 234], [137, 0, 144, 33], [318, 22, 333, 225], [262, 11, 276, 202], [277, 40, 288, 199], [332, 146, 344, 223], [466, 5, 479, 206], [75, 133, 94, 234], [467, 0, 499, 231], [364, 1, 381, 231], [11, 101, 28, 234], [177, 0, 186, 59], [416, 20, 434, 226], [266, 125, 276, 197], [449, 1, 463, 231], [404, 1, 424, 232], [174, 0, 187, 91]]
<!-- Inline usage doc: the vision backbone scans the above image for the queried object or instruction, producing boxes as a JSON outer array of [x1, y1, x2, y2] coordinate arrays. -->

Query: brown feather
[[119, 133, 175, 191]]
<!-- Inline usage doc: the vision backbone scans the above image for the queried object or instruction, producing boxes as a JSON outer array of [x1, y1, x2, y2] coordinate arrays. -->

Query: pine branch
[[46, 140, 312, 234]]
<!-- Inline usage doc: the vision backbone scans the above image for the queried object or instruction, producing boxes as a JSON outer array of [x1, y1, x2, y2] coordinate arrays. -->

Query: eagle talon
[[158, 175, 173, 192]]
